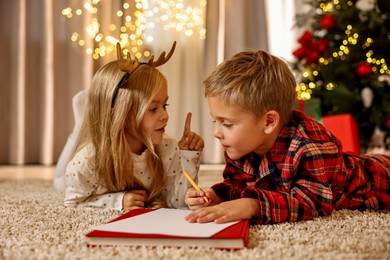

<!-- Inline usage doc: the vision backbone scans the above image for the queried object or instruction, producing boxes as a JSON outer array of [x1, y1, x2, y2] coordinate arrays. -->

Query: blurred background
[[1, 0, 389, 166]]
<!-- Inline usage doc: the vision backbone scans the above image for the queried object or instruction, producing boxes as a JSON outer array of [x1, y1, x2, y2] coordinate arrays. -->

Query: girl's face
[[207, 96, 272, 159], [141, 83, 169, 145]]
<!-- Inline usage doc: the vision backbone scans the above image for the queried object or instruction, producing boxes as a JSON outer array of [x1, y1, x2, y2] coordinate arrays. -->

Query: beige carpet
[[1, 179, 390, 260]]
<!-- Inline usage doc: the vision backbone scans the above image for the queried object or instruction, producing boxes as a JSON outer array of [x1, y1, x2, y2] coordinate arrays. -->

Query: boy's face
[[142, 84, 169, 145], [207, 96, 271, 159]]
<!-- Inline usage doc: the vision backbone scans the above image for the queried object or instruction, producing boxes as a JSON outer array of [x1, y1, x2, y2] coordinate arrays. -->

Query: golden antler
[[116, 42, 140, 74], [147, 41, 177, 67]]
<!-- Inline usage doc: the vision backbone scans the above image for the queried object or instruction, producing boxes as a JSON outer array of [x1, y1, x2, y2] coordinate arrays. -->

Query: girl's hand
[[178, 113, 204, 151], [122, 190, 147, 212], [185, 198, 260, 224], [184, 187, 220, 210]]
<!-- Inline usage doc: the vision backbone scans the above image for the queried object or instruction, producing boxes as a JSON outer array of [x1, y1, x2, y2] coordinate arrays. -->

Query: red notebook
[[86, 208, 249, 249]]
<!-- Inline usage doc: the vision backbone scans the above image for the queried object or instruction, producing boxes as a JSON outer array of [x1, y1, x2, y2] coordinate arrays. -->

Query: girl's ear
[[263, 110, 280, 134]]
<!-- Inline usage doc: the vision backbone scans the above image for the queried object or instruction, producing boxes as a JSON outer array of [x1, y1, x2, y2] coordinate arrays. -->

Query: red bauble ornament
[[320, 15, 336, 30], [386, 118, 390, 130], [356, 62, 372, 77], [316, 39, 329, 54]]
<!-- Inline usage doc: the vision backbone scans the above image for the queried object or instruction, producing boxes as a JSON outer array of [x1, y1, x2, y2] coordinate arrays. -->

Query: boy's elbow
[[318, 203, 334, 217], [324, 205, 334, 216]]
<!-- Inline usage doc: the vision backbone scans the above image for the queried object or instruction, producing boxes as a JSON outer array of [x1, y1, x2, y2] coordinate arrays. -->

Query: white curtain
[[0, 0, 300, 165], [0, 0, 92, 165]]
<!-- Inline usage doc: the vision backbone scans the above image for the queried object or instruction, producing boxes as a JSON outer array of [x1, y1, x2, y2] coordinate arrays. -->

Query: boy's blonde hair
[[75, 61, 167, 206], [204, 50, 297, 125]]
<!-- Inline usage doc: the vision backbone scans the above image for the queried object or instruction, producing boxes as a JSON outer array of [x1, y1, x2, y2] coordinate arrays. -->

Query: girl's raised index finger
[[182, 112, 192, 135]]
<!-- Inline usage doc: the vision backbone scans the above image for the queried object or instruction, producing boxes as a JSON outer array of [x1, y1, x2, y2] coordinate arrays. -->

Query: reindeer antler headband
[[111, 41, 177, 108]]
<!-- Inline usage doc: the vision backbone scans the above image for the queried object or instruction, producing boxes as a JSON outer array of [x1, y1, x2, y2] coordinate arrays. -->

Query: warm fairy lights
[[147, 0, 207, 38], [62, 0, 206, 59]]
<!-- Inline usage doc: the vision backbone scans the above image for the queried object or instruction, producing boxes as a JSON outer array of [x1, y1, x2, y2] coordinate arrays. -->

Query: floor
[[0, 164, 224, 187], [0, 165, 56, 180]]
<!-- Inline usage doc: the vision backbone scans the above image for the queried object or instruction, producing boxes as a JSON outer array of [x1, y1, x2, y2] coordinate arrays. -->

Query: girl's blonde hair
[[204, 50, 297, 125], [75, 61, 167, 206]]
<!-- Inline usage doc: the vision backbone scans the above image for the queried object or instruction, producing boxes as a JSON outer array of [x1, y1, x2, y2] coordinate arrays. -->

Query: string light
[[62, 0, 206, 60], [320, 2, 333, 12], [296, 67, 317, 100], [326, 82, 335, 90]]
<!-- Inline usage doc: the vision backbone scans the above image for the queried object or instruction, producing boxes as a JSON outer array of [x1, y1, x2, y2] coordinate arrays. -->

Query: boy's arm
[[202, 144, 341, 224], [210, 160, 248, 201], [185, 197, 259, 224], [241, 145, 341, 224]]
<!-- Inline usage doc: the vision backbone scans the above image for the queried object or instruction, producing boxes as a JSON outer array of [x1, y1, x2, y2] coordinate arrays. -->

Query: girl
[[64, 42, 204, 211]]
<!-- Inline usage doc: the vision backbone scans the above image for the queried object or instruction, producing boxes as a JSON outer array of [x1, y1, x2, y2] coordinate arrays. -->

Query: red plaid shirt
[[212, 110, 390, 224]]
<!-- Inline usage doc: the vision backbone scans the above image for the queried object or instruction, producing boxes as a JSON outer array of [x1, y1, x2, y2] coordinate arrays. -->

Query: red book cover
[[86, 208, 249, 249]]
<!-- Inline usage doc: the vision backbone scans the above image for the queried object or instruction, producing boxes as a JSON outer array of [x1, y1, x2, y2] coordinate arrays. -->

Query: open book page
[[93, 208, 238, 238]]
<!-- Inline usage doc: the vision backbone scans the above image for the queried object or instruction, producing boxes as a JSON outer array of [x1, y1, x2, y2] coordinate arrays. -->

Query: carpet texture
[[1, 179, 390, 259]]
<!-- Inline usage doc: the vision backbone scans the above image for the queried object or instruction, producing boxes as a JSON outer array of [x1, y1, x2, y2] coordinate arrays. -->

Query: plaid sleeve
[[242, 141, 342, 224], [211, 160, 247, 201]]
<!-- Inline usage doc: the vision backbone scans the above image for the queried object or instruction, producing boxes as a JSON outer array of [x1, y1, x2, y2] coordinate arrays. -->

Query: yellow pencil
[[182, 170, 209, 203]]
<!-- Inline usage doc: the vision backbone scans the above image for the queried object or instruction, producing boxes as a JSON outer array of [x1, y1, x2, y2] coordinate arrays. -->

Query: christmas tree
[[292, 0, 390, 151]]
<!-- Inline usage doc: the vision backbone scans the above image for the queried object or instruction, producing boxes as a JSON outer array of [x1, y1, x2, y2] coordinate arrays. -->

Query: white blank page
[[93, 208, 238, 238]]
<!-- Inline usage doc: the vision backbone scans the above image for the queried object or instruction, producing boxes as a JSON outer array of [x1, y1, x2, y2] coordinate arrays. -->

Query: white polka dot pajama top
[[64, 135, 201, 210]]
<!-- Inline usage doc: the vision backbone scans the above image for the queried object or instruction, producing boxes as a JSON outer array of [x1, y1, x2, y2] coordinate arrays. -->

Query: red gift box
[[321, 114, 360, 154]]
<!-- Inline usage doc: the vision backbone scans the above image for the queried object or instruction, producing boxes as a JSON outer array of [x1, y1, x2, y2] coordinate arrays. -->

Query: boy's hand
[[122, 190, 147, 212], [178, 112, 204, 151], [185, 187, 220, 210], [185, 198, 260, 224]]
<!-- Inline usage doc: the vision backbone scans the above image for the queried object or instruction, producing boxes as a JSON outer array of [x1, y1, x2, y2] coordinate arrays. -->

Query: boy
[[185, 50, 390, 224]]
